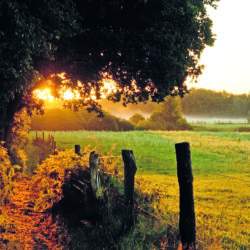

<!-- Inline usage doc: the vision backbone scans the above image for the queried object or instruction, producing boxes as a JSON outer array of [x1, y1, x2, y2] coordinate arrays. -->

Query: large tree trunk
[[1, 92, 24, 150]]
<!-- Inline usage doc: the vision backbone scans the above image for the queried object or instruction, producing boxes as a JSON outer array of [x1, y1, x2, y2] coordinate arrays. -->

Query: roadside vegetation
[[28, 129, 249, 249]]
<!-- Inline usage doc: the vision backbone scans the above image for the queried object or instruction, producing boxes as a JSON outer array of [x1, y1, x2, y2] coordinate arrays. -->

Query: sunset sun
[[33, 74, 120, 102]]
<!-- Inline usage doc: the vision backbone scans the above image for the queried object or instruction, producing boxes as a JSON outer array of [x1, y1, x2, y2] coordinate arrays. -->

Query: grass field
[[192, 123, 250, 133], [30, 130, 250, 249]]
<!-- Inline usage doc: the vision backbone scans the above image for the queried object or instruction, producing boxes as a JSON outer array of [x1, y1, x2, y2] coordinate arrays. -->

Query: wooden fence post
[[75, 144, 81, 155], [175, 142, 196, 250], [42, 131, 45, 142], [54, 142, 58, 155], [122, 149, 137, 231], [51, 136, 54, 150], [89, 151, 100, 197]]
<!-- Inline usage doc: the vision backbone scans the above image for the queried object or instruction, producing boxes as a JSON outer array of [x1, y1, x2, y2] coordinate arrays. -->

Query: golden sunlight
[[33, 74, 120, 102], [33, 88, 54, 101], [59, 87, 81, 100], [100, 79, 119, 98]]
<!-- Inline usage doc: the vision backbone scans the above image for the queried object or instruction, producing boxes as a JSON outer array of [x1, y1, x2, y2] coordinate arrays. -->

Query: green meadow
[[30, 130, 250, 249]]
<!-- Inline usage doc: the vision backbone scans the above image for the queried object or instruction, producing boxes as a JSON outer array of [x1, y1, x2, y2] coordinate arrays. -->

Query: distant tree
[[181, 88, 250, 117], [116, 118, 135, 131], [139, 96, 192, 130], [154, 97, 183, 124], [0, 0, 219, 147], [129, 113, 145, 125]]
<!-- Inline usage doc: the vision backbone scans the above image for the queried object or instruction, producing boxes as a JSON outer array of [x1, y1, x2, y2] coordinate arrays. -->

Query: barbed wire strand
[[99, 156, 121, 159], [134, 154, 249, 183], [136, 156, 177, 168], [116, 196, 206, 246], [193, 169, 250, 183]]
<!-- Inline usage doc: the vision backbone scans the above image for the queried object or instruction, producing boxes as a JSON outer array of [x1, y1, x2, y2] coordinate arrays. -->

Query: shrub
[[176, 118, 193, 130], [31, 148, 91, 212], [237, 127, 250, 132], [0, 145, 16, 205], [116, 118, 135, 131], [9, 108, 31, 172]]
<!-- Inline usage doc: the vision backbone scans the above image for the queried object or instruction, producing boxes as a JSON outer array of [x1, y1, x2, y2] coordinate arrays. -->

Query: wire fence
[[98, 151, 249, 248], [24, 135, 249, 248]]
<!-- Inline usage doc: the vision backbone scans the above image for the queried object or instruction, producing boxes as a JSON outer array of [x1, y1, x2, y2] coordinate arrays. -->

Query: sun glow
[[33, 72, 156, 102], [33, 73, 120, 102], [33, 88, 54, 101], [59, 87, 81, 100], [100, 79, 120, 99]]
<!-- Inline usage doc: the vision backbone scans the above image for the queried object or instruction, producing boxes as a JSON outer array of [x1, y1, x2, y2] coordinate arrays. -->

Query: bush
[[176, 118, 193, 130], [116, 118, 135, 131], [0, 145, 16, 205], [237, 127, 250, 132], [9, 109, 31, 172], [31, 148, 91, 212]]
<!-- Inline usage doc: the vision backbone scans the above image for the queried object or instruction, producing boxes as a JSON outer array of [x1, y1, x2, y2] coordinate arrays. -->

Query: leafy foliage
[[138, 97, 192, 130], [31, 148, 91, 212], [8, 108, 31, 172], [0, 145, 16, 206], [129, 113, 146, 125]]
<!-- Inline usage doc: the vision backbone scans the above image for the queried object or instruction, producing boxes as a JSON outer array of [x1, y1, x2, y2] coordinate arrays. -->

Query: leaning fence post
[[89, 151, 100, 197], [175, 142, 196, 250], [75, 144, 81, 155], [122, 149, 137, 231]]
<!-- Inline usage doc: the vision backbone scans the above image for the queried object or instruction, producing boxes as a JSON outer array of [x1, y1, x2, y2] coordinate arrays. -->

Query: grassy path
[[1, 177, 68, 249]]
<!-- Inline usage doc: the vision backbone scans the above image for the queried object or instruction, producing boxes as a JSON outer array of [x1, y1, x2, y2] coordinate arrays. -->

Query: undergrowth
[[28, 142, 181, 249]]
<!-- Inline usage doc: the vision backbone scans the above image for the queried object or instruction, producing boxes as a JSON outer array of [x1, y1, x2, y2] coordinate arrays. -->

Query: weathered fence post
[[42, 131, 45, 142], [75, 144, 81, 155], [51, 136, 55, 148], [175, 142, 196, 250], [89, 151, 100, 197], [54, 142, 58, 155], [122, 149, 137, 231]]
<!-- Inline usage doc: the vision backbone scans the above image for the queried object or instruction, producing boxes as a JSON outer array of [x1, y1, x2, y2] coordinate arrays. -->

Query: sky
[[186, 0, 250, 94]]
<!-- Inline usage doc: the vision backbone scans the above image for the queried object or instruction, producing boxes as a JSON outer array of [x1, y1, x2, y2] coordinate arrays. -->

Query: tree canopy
[[0, 0, 219, 144]]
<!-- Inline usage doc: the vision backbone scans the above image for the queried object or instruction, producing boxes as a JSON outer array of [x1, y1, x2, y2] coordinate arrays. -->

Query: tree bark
[[2, 92, 24, 150]]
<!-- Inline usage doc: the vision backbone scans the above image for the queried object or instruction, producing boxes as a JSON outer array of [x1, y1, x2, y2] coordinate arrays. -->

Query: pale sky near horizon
[[186, 0, 250, 94]]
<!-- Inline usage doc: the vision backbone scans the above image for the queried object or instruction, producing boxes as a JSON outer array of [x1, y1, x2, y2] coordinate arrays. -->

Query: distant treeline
[[31, 96, 192, 131], [181, 88, 250, 117], [31, 108, 135, 131], [101, 88, 250, 119]]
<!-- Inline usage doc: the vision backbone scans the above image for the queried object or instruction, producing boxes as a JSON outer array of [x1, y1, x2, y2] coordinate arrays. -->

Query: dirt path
[[1, 176, 69, 249]]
